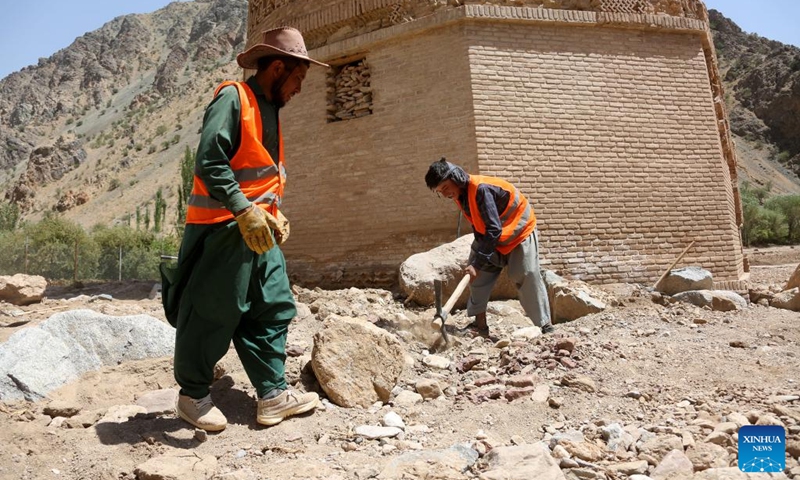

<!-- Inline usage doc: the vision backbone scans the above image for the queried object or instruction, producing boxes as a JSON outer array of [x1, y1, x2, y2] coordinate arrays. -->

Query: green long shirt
[[181, 76, 280, 256]]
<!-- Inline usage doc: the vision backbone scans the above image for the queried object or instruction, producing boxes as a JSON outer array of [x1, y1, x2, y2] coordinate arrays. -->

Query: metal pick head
[[434, 279, 444, 320]]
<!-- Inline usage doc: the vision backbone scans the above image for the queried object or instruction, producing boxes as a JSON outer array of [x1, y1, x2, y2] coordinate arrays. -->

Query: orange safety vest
[[185, 81, 285, 224], [456, 175, 537, 255]]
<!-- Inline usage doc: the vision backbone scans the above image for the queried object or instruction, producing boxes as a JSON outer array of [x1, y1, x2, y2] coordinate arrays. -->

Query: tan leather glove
[[234, 204, 274, 254], [265, 209, 290, 245]]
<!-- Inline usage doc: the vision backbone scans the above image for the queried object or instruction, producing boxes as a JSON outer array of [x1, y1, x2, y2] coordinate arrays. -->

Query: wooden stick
[[653, 241, 696, 290], [442, 274, 471, 318]]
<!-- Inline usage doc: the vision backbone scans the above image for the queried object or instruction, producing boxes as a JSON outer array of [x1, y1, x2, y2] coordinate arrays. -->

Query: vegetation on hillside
[[0, 208, 179, 281], [741, 181, 800, 246]]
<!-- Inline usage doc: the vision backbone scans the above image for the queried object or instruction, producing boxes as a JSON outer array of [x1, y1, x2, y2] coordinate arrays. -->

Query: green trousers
[[168, 221, 296, 399]]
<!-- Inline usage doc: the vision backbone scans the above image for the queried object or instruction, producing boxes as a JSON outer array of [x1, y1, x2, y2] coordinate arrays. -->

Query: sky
[[704, 0, 800, 48], [0, 0, 798, 80], [0, 0, 185, 79]]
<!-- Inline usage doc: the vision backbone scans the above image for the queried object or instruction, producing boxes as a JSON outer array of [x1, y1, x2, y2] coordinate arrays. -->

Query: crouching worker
[[160, 27, 328, 432], [424, 158, 554, 338]]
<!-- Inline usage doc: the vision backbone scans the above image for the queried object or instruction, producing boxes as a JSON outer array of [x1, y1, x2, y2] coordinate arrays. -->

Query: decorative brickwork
[[327, 60, 373, 123], [250, 1, 745, 288], [599, 0, 646, 14]]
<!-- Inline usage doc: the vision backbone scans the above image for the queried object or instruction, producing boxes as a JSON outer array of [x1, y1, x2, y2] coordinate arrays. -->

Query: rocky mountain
[[0, 0, 247, 228], [0, 3, 799, 230], [709, 9, 800, 192]]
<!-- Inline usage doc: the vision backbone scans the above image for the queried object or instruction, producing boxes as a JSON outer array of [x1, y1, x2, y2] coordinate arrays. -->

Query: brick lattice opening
[[326, 59, 373, 123], [599, 0, 646, 14]]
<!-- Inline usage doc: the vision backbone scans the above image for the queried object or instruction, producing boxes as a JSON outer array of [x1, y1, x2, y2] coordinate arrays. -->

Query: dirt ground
[[0, 248, 798, 480]]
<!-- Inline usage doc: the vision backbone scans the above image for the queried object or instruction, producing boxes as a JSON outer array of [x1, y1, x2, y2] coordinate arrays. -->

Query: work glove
[[266, 209, 290, 245], [234, 204, 274, 254]]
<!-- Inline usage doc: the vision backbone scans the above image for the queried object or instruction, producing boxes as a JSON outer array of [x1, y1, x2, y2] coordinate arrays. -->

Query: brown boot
[[257, 390, 319, 426], [176, 394, 227, 431]]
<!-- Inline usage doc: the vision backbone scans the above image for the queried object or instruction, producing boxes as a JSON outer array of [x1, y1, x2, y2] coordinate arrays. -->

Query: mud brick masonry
[[246, 0, 745, 289]]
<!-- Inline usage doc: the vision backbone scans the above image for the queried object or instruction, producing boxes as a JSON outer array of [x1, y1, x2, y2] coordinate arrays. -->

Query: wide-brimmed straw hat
[[237, 26, 329, 69]]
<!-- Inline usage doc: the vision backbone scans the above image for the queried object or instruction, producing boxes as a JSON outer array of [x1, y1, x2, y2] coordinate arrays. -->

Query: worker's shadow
[[94, 376, 267, 448]]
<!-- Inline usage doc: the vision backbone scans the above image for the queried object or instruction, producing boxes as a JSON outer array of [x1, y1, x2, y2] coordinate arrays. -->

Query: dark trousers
[[172, 222, 296, 399]]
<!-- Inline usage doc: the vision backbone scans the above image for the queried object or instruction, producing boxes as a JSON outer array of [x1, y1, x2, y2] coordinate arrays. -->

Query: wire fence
[[0, 233, 179, 282]]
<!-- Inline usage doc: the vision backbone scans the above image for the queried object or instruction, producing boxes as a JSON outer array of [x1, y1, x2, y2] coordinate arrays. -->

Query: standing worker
[[425, 158, 555, 338], [161, 27, 328, 431]]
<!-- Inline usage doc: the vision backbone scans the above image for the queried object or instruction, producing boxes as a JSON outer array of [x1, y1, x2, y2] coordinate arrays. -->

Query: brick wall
[[270, 5, 744, 288], [466, 21, 743, 283], [279, 25, 478, 287]]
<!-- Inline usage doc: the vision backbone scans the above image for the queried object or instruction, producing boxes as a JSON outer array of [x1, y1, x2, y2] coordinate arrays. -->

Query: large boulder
[[480, 444, 566, 480], [312, 315, 405, 408], [0, 274, 47, 306], [543, 271, 608, 323], [398, 234, 515, 306], [659, 266, 713, 295], [785, 263, 800, 291], [0, 309, 175, 401], [771, 288, 800, 311], [672, 290, 748, 311]]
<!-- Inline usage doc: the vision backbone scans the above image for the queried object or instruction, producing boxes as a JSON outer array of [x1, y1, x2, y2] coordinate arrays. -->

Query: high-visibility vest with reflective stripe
[[456, 175, 537, 255], [185, 81, 285, 224]]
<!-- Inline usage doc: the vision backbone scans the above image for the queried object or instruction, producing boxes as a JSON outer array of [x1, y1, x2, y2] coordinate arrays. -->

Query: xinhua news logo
[[738, 425, 785, 473]]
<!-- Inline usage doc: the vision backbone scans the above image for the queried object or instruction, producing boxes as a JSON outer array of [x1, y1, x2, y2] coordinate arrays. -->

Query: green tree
[[177, 145, 195, 226], [0, 202, 20, 231], [765, 195, 800, 243], [153, 188, 167, 233], [144, 205, 151, 231]]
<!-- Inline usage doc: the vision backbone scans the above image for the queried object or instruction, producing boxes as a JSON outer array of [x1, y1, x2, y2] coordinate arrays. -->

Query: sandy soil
[[0, 248, 798, 480]]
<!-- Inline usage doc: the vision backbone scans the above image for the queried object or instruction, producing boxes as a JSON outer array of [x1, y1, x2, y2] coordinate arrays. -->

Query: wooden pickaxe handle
[[442, 274, 471, 318]]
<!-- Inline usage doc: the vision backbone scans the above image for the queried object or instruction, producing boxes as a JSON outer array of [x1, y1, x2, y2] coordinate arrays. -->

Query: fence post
[[118, 246, 122, 282]]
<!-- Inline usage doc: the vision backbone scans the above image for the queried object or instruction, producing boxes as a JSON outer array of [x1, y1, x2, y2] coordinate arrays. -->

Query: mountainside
[[0, 3, 799, 230], [709, 9, 800, 193], [0, 0, 247, 228]]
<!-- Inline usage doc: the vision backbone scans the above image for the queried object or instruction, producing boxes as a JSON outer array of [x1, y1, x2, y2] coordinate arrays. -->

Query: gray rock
[[650, 449, 693, 480], [383, 411, 405, 430], [355, 425, 403, 439], [608, 460, 648, 475], [378, 444, 479, 479], [134, 451, 218, 480], [135, 389, 178, 415], [422, 355, 451, 370], [0, 310, 175, 401], [660, 266, 713, 295], [393, 390, 423, 407], [686, 442, 730, 471], [673, 290, 747, 311], [692, 467, 788, 479], [770, 288, 800, 311], [99, 404, 147, 423], [600, 423, 634, 452], [480, 444, 566, 480]]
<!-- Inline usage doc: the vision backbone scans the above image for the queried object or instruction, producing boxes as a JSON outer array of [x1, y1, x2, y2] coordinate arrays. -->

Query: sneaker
[[257, 390, 319, 426], [176, 394, 227, 431], [541, 324, 555, 334]]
